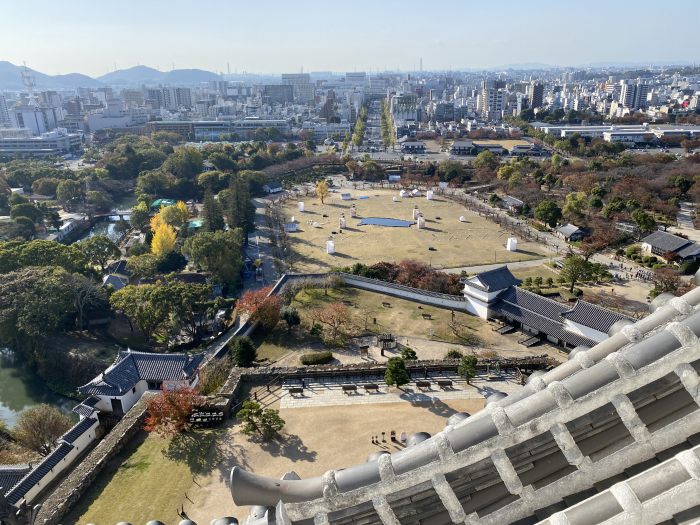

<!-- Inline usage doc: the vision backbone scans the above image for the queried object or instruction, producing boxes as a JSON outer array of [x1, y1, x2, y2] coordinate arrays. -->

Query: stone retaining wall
[[220, 356, 552, 414], [36, 394, 154, 525]]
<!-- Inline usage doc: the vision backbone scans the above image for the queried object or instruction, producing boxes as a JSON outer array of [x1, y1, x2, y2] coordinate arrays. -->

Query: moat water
[[0, 349, 74, 427]]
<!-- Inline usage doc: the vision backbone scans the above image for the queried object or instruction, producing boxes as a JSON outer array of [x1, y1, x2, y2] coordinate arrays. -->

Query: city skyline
[[2, 0, 699, 77]]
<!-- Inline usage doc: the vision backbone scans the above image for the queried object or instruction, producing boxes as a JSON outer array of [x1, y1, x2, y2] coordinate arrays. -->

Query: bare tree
[[69, 273, 106, 330], [311, 302, 353, 342], [13, 404, 73, 456]]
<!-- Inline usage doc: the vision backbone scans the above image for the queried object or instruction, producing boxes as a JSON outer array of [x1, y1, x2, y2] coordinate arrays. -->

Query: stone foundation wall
[[216, 356, 552, 414], [36, 394, 154, 525]]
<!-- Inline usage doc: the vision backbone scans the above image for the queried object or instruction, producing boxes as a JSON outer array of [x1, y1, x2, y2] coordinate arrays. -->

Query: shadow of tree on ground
[[257, 432, 318, 463], [162, 430, 224, 476]]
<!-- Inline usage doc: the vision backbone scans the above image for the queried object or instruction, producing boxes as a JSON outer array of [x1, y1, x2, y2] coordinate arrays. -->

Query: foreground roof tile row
[[232, 286, 700, 525]]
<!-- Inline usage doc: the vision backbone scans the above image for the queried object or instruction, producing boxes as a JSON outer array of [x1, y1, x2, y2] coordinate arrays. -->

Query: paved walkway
[[246, 197, 279, 287], [442, 257, 557, 275], [669, 202, 700, 242], [280, 372, 522, 409]]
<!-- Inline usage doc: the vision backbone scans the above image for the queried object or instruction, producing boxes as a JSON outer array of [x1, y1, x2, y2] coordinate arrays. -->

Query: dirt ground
[[257, 286, 566, 366], [186, 396, 485, 523], [280, 188, 545, 272], [471, 138, 531, 149], [511, 263, 652, 316]]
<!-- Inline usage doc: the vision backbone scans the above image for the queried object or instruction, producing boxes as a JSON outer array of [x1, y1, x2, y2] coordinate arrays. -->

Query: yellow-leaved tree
[[316, 180, 329, 204], [150, 213, 164, 233], [159, 201, 189, 228], [151, 222, 177, 257]]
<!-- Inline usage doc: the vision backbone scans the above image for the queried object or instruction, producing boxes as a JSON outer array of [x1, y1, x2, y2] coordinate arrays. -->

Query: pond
[[357, 217, 413, 227], [76, 216, 130, 243], [0, 349, 75, 427]]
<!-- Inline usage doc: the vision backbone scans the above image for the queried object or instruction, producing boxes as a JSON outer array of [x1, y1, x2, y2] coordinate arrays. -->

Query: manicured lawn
[[65, 429, 221, 525]]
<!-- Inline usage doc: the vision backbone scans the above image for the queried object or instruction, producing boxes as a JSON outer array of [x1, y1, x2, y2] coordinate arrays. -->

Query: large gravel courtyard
[[280, 188, 546, 272]]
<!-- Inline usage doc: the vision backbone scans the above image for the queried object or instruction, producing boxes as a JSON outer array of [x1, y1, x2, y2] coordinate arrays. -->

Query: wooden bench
[[415, 380, 431, 390], [341, 384, 357, 394], [363, 383, 379, 392], [421, 313, 432, 320], [287, 387, 304, 395], [437, 379, 453, 389]]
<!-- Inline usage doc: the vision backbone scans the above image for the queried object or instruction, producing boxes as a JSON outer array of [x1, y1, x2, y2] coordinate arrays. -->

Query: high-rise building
[[281, 73, 311, 85], [62, 97, 83, 116], [38, 90, 61, 107], [121, 89, 145, 108], [262, 85, 293, 105], [145, 88, 165, 109], [619, 79, 650, 110], [281, 73, 314, 104], [171, 87, 192, 109], [0, 94, 11, 127], [528, 81, 544, 109], [143, 87, 192, 111], [479, 80, 505, 120]]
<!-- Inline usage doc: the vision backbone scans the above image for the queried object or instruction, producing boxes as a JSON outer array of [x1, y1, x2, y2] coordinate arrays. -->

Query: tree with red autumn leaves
[[144, 387, 203, 436], [237, 286, 281, 330], [348, 260, 462, 295]]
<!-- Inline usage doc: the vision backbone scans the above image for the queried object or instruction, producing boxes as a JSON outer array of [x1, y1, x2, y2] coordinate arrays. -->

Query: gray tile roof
[[642, 230, 692, 253], [561, 301, 634, 333], [78, 350, 205, 397], [72, 396, 99, 418], [496, 288, 597, 348], [5, 442, 74, 505], [502, 195, 524, 208], [555, 223, 582, 237], [677, 242, 700, 259], [60, 417, 98, 444], [102, 274, 128, 290], [467, 266, 522, 292], [0, 465, 30, 495]]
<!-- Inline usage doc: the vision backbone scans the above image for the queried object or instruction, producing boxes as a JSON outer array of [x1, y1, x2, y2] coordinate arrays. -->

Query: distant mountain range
[[0, 61, 101, 90], [0, 61, 222, 90], [96, 65, 221, 86], [1, 60, 696, 91]]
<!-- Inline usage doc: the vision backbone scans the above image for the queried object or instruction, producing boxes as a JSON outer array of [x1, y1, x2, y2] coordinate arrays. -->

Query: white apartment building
[[478, 87, 505, 121], [86, 99, 150, 132], [11, 105, 64, 135], [0, 128, 82, 157]]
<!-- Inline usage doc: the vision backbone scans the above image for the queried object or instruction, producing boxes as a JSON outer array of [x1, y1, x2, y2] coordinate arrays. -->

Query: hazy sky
[[2, 0, 699, 77]]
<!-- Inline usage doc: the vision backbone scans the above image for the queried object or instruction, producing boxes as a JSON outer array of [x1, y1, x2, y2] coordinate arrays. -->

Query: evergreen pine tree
[[202, 191, 225, 231]]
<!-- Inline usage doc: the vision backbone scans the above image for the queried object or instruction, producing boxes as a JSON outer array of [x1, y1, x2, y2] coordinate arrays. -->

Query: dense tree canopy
[[77, 235, 121, 271], [0, 240, 88, 274], [182, 229, 244, 286]]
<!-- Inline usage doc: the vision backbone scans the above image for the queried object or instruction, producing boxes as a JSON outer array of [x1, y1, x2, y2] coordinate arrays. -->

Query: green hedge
[[300, 351, 334, 365]]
